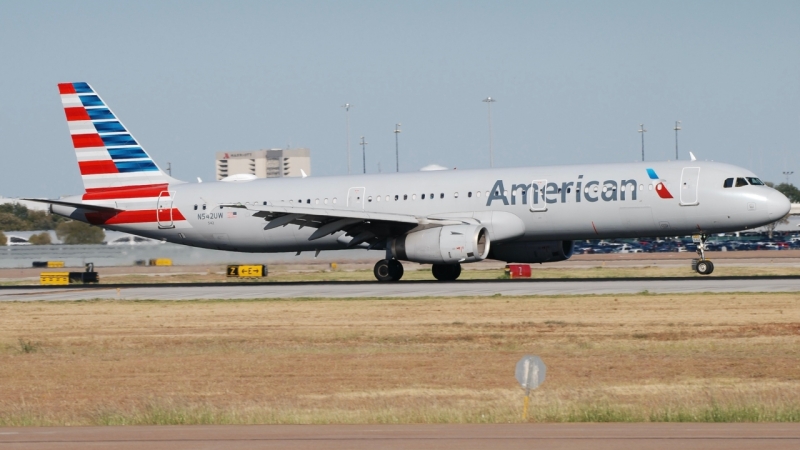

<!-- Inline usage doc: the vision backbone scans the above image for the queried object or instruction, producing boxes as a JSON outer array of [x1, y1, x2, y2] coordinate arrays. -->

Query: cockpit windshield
[[746, 177, 765, 186], [735, 177, 749, 187]]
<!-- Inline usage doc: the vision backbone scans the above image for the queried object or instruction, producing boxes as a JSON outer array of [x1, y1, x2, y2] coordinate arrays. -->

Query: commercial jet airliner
[[28, 82, 792, 281]]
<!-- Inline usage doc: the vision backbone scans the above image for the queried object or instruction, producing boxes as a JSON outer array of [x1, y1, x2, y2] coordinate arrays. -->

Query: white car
[[6, 236, 31, 246]]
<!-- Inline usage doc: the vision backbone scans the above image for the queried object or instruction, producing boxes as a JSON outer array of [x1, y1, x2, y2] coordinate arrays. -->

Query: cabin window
[[468, 192, 472, 198], [376, 196, 381, 202], [476, 191, 481, 198], [723, 178, 734, 188], [386, 195, 390, 202], [440, 193, 445, 199], [736, 177, 749, 187], [485, 191, 490, 197], [202, 204, 206, 210], [395, 195, 399, 201], [403, 194, 408, 200], [193, 205, 197, 210], [306, 199, 310, 204], [263, 201, 268, 205], [421, 194, 426, 199], [412, 194, 417, 200], [746, 177, 764, 186], [333, 198, 337, 204], [648, 184, 653, 191], [315, 199, 319, 204], [454, 192, 459, 198], [324, 198, 328, 204]]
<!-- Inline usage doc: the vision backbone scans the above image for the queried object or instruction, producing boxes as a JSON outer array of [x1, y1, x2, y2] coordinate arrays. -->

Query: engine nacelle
[[488, 240, 574, 264], [391, 225, 490, 264]]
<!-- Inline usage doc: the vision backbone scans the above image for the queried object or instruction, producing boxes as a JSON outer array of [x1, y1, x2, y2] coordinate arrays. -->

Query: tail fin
[[57, 82, 182, 195]]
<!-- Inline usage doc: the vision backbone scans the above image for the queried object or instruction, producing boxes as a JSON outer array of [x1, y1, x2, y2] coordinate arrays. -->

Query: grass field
[[1, 292, 799, 425]]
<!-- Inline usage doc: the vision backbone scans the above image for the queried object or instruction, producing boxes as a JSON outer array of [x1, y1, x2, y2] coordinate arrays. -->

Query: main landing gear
[[692, 234, 714, 275], [432, 263, 462, 281], [374, 259, 404, 282]]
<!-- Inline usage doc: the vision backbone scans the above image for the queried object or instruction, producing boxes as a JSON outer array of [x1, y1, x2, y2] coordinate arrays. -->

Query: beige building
[[215, 148, 311, 180]]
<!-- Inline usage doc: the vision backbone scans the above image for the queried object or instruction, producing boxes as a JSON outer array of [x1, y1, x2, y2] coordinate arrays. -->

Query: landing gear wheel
[[431, 263, 462, 281], [388, 259, 404, 281], [374, 259, 404, 282], [695, 260, 714, 275], [692, 233, 714, 275]]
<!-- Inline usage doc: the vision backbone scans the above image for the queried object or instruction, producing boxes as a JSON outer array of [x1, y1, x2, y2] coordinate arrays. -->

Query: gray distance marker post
[[515, 355, 546, 420]]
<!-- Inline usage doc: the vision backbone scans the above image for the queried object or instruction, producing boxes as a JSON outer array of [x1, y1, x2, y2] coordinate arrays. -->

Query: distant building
[[215, 148, 311, 181]]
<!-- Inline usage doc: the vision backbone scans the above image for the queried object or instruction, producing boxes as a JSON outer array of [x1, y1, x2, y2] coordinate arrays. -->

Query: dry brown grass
[[0, 293, 799, 425]]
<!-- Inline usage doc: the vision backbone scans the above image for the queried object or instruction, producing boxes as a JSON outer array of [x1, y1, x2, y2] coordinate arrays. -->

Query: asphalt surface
[[1, 424, 798, 450], [2, 277, 800, 301]]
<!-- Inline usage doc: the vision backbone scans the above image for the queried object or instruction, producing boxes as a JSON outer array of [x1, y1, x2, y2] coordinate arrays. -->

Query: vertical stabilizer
[[58, 82, 182, 195]]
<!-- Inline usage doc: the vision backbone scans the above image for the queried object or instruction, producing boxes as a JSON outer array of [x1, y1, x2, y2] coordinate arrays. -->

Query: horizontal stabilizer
[[22, 198, 120, 213]]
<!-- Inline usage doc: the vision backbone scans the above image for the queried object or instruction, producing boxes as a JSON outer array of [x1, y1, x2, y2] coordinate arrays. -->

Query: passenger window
[[403, 194, 408, 200], [306, 199, 310, 204], [202, 204, 206, 210], [468, 192, 472, 198], [193, 205, 197, 210], [395, 195, 399, 201], [263, 201, 267, 205], [736, 177, 749, 187], [476, 191, 481, 198], [723, 178, 734, 188], [368, 196, 372, 202], [430, 193, 434, 199], [412, 194, 416, 200], [315, 199, 319, 204], [421, 194, 426, 199], [324, 198, 328, 204], [333, 198, 337, 204], [454, 192, 459, 198], [639, 184, 643, 190], [385, 195, 390, 201], [440, 193, 445, 199]]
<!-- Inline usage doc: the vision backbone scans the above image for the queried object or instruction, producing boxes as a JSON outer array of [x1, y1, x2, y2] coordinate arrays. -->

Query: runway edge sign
[[515, 355, 546, 420]]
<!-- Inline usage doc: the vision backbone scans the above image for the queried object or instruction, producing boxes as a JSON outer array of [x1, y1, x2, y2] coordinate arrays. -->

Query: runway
[[2, 276, 800, 301], [1, 424, 798, 450]]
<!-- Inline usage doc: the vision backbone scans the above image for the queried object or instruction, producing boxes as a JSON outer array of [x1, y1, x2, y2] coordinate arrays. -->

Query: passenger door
[[347, 187, 366, 210], [529, 180, 547, 212], [680, 167, 700, 206]]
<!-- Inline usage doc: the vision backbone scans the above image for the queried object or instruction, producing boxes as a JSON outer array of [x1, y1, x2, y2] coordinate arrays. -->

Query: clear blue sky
[[1, 0, 799, 197]]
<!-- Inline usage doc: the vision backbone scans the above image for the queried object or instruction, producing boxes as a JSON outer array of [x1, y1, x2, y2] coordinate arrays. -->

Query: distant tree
[[0, 213, 28, 231], [55, 221, 105, 244], [0, 231, 6, 246], [28, 232, 52, 245], [774, 183, 800, 203], [763, 214, 791, 239], [0, 204, 68, 231]]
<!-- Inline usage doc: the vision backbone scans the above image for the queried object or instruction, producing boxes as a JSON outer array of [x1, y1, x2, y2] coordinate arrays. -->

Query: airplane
[[27, 82, 792, 281]]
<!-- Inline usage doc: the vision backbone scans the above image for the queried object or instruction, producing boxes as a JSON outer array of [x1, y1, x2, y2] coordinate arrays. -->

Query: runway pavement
[[1, 424, 798, 450], [2, 277, 800, 301]]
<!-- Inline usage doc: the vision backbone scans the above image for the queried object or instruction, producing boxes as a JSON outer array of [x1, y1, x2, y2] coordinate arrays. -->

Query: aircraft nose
[[767, 189, 791, 219]]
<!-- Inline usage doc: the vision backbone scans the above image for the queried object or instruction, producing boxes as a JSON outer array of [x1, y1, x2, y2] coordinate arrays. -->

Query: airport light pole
[[342, 103, 353, 174], [394, 123, 401, 172], [674, 121, 681, 160], [483, 97, 496, 168], [360, 136, 368, 174], [783, 171, 794, 185], [638, 124, 647, 161]]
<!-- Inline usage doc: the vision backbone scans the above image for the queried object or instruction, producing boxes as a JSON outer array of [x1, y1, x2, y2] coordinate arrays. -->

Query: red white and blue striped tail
[[58, 82, 182, 198]]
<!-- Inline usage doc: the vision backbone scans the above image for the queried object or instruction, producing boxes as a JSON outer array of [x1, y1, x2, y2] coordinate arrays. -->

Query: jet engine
[[390, 225, 490, 264], [488, 240, 574, 264]]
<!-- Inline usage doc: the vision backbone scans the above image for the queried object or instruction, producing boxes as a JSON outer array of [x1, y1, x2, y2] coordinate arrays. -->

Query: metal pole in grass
[[515, 355, 546, 420]]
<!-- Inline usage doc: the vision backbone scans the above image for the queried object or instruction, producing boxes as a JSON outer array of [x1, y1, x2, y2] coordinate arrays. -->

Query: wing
[[220, 203, 475, 249]]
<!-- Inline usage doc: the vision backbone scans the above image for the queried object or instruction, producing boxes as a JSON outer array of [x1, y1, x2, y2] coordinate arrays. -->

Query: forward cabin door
[[680, 167, 700, 206], [347, 187, 366, 210], [156, 191, 175, 229]]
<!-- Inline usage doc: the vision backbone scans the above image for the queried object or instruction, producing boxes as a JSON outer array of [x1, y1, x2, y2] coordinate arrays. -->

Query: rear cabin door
[[156, 191, 175, 228], [680, 167, 700, 206]]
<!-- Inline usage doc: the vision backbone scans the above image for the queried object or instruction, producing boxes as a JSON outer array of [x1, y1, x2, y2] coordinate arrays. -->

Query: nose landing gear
[[692, 234, 714, 275], [374, 259, 404, 282]]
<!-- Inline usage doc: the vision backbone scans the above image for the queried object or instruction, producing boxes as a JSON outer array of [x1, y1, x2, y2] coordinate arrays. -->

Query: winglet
[[689, 152, 697, 161]]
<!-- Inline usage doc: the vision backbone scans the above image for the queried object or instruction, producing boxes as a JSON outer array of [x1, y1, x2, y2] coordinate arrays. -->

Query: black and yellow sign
[[227, 264, 267, 277], [40, 272, 69, 285]]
